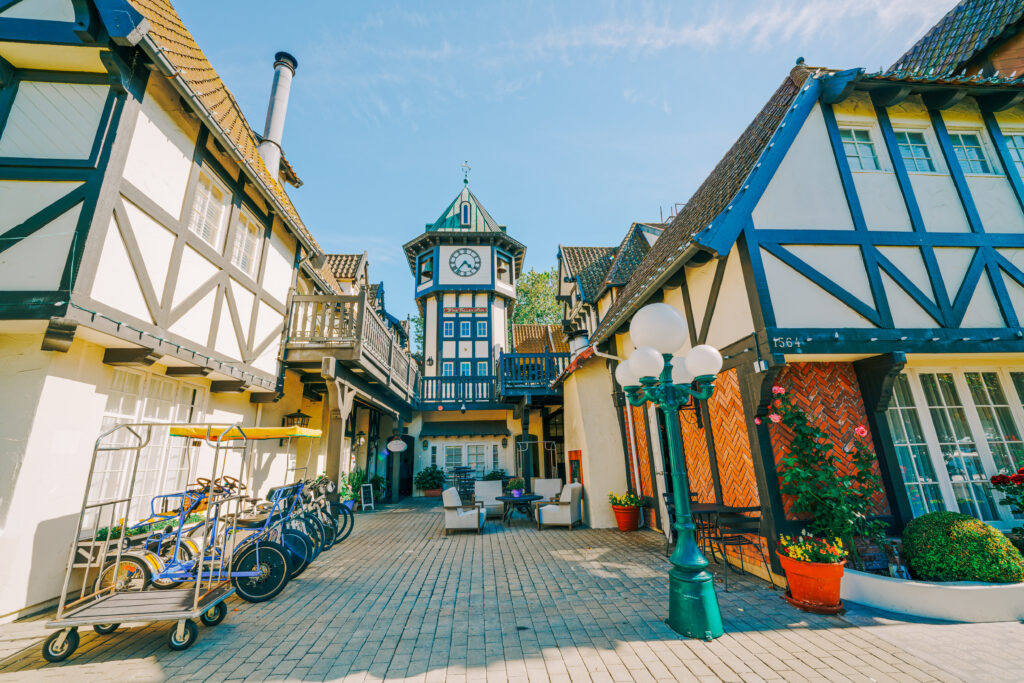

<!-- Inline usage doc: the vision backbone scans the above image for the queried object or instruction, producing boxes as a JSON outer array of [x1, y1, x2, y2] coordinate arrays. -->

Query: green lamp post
[[615, 303, 724, 640]]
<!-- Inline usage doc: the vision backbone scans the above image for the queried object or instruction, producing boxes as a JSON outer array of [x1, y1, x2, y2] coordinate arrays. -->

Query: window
[[460, 201, 471, 226], [476, 320, 487, 337], [230, 209, 263, 277], [949, 132, 992, 174], [444, 445, 462, 474], [430, 445, 437, 467], [839, 128, 880, 170], [497, 255, 512, 285], [966, 372, 1024, 474], [441, 362, 453, 376], [477, 361, 488, 376], [419, 257, 433, 284], [188, 169, 231, 249], [1005, 134, 1024, 178], [492, 444, 499, 471], [894, 131, 936, 172], [443, 321, 454, 338], [885, 375, 944, 517], [467, 444, 486, 477], [460, 361, 471, 376], [460, 321, 471, 337]]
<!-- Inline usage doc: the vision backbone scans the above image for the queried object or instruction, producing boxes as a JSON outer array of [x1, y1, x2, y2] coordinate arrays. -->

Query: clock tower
[[403, 182, 525, 392]]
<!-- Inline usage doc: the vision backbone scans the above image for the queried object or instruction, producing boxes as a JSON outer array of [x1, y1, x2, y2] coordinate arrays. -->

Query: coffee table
[[495, 494, 542, 526]]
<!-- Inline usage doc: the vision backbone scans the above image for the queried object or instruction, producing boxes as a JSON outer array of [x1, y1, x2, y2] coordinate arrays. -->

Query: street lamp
[[617, 302, 724, 640]]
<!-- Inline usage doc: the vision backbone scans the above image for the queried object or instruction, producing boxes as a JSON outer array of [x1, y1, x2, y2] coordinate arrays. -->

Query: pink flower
[[772, 386, 785, 395], [754, 417, 761, 425], [854, 425, 869, 438], [768, 414, 782, 423]]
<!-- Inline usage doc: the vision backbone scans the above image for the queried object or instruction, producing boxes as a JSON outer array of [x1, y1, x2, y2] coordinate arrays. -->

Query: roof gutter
[[136, 33, 323, 259]]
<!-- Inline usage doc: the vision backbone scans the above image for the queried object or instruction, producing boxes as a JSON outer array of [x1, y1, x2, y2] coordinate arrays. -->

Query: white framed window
[[430, 445, 437, 467], [188, 169, 231, 250], [466, 444, 486, 477], [230, 209, 264, 277], [886, 367, 1024, 527], [443, 321, 454, 338], [840, 128, 880, 170], [444, 444, 463, 474], [1004, 133, 1024, 178], [894, 131, 936, 172], [477, 361, 488, 376], [460, 320, 471, 337], [949, 132, 993, 174], [460, 361, 471, 376], [492, 444, 500, 471], [476, 320, 487, 337], [441, 362, 454, 377]]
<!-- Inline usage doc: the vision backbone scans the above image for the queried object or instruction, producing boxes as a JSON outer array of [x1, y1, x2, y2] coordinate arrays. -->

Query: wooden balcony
[[497, 352, 570, 399], [419, 376, 498, 410], [285, 292, 419, 403]]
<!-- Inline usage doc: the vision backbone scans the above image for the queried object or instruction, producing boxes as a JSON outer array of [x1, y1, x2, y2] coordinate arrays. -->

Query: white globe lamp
[[629, 345, 665, 380], [614, 358, 640, 388], [630, 303, 688, 355], [670, 356, 695, 385], [685, 344, 723, 378]]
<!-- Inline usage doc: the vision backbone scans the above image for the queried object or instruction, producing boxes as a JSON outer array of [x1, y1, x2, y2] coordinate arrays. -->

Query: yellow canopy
[[168, 426, 322, 441]]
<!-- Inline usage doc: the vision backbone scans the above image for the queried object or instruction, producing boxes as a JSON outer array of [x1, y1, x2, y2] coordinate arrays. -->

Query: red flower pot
[[611, 505, 640, 531], [777, 551, 845, 613], [422, 488, 442, 498]]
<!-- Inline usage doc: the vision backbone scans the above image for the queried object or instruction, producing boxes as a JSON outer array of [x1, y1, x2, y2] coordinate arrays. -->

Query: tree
[[512, 267, 560, 325], [410, 314, 424, 354]]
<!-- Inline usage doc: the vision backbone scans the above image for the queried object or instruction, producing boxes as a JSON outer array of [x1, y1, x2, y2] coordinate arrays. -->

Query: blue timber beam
[[819, 68, 863, 104]]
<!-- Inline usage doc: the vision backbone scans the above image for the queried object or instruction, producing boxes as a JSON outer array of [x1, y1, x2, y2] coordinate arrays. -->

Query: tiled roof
[[892, 0, 1024, 74], [129, 0, 319, 253], [561, 246, 617, 302], [325, 253, 365, 280], [512, 324, 569, 353], [602, 223, 664, 292], [591, 65, 813, 343], [367, 283, 381, 306]]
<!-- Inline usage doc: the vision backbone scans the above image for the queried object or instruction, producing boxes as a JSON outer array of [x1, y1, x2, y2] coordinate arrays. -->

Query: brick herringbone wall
[[768, 362, 891, 519], [679, 408, 714, 504]]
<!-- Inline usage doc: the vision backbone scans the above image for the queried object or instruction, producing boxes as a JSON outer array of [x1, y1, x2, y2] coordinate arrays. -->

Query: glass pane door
[[965, 372, 1024, 474], [466, 444, 486, 478], [919, 373, 998, 520], [885, 375, 944, 516], [444, 445, 463, 475]]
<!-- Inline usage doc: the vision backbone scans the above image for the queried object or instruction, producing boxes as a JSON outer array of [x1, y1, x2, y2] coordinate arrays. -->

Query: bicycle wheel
[[335, 504, 354, 542], [319, 512, 337, 549], [231, 541, 290, 603], [303, 514, 325, 559], [280, 528, 312, 578], [99, 556, 150, 592]]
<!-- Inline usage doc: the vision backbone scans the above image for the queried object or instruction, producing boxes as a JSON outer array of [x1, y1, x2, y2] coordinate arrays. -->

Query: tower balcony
[[497, 352, 570, 402]]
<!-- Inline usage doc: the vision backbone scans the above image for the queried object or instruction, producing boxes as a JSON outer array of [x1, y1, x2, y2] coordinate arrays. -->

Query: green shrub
[[902, 511, 1024, 583], [482, 469, 506, 481], [413, 465, 445, 490]]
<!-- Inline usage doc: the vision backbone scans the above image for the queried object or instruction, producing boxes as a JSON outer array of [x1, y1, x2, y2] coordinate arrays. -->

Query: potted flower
[[991, 468, 1024, 553], [608, 491, 644, 531], [345, 468, 367, 509], [507, 477, 525, 498], [414, 465, 445, 497], [777, 533, 847, 613]]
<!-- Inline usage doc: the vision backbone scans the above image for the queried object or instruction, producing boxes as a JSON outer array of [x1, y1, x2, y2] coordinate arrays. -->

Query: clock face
[[449, 248, 482, 277]]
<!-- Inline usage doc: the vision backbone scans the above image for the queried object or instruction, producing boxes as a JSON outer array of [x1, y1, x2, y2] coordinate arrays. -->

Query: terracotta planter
[[422, 488, 442, 498], [777, 551, 845, 614], [611, 505, 640, 531]]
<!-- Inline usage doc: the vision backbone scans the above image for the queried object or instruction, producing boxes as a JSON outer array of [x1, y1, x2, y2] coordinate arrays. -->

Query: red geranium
[[992, 474, 1013, 485], [1011, 473, 1024, 485]]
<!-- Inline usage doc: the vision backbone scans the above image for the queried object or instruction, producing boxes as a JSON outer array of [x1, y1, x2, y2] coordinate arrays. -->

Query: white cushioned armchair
[[442, 487, 485, 534], [535, 483, 583, 530], [474, 480, 503, 518], [532, 478, 562, 503]]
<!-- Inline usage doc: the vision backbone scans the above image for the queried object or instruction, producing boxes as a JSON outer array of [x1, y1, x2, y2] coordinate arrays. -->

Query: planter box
[[841, 568, 1024, 623], [421, 489, 442, 498]]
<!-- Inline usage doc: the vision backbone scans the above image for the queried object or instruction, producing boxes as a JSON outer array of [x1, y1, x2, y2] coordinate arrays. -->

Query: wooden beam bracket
[[41, 317, 78, 353], [103, 346, 160, 367]]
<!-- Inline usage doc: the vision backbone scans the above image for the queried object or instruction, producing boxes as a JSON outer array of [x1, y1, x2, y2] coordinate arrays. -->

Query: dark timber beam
[[922, 89, 968, 110], [164, 366, 212, 377], [103, 347, 160, 367], [976, 91, 1024, 112], [41, 317, 77, 353], [249, 392, 281, 404], [210, 380, 247, 393], [869, 85, 912, 108], [820, 68, 862, 104]]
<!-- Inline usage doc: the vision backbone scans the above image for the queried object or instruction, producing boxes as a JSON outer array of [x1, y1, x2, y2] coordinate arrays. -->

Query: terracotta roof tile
[[325, 253, 365, 280], [129, 0, 319, 253], [592, 66, 812, 343], [561, 246, 617, 303], [512, 324, 569, 353]]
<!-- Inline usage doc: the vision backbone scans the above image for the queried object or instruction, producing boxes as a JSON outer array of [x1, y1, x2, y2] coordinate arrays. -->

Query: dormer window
[[460, 201, 471, 226]]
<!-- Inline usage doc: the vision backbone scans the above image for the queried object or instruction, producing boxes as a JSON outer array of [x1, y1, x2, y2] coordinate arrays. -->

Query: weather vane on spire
[[461, 160, 471, 185]]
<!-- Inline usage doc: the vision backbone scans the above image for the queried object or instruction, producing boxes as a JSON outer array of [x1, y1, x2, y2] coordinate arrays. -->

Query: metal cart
[[43, 423, 253, 661]]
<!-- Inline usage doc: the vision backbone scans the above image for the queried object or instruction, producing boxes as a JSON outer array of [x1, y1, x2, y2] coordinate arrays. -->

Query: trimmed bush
[[902, 511, 1024, 583]]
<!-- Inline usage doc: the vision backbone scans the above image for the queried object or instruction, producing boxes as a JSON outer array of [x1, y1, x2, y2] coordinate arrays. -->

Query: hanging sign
[[387, 439, 407, 452], [443, 307, 486, 314]]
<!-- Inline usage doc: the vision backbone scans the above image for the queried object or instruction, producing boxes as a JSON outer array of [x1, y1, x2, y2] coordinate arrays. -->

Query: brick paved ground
[[0, 498, 1021, 682]]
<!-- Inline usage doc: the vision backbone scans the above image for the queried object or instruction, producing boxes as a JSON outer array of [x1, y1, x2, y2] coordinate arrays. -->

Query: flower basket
[[611, 505, 640, 531]]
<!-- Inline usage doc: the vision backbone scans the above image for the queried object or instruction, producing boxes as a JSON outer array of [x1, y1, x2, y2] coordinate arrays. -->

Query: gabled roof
[[591, 65, 813, 343], [368, 283, 382, 308], [893, 0, 1024, 75], [325, 253, 366, 281], [601, 223, 664, 293], [512, 324, 570, 353], [560, 246, 617, 303], [427, 184, 505, 233], [128, 0, 319, 254]]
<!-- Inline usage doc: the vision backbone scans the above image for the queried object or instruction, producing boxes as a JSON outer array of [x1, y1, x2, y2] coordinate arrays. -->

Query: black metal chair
[[707, 506, 776, 592]]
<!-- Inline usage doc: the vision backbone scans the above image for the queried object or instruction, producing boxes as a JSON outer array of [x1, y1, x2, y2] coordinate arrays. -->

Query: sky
[[175, 0, 955, 321]]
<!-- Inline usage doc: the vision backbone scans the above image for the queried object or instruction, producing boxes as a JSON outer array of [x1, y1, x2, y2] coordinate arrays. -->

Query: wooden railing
[[420, 376, 495, 404], [287, 292, 419, 397], [498, 352, 570, 395]]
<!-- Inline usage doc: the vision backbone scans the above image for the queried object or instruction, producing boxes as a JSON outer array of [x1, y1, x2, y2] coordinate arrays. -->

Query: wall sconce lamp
[[281, 410, 311, 445], [426, 357, 434, 366], [422, 439, 429, 450], [356, 430, 367, 446], [460, 402, 467, 414], [501, 437, 508, 448]]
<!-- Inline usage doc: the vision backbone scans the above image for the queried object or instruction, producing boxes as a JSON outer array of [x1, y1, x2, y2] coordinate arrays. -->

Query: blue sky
[[176, 0, 953, 321]]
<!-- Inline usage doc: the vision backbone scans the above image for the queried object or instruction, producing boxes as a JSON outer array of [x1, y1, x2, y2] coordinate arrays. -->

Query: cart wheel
[[93, 623, 119, 635], [199, 602, 227, 627], [231, 541, 291, 603], [167, 620, 198, 651], [42, 628, 79, 663], [99, 556, 150, 592]]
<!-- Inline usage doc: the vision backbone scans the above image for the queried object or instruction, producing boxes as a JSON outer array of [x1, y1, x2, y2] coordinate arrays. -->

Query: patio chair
[[474, 480, 503, 518], [532, 478, 562, 502], [535, 482, 583, 530], [706, 507, 775, 591], [442, 487, 485, 534]]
